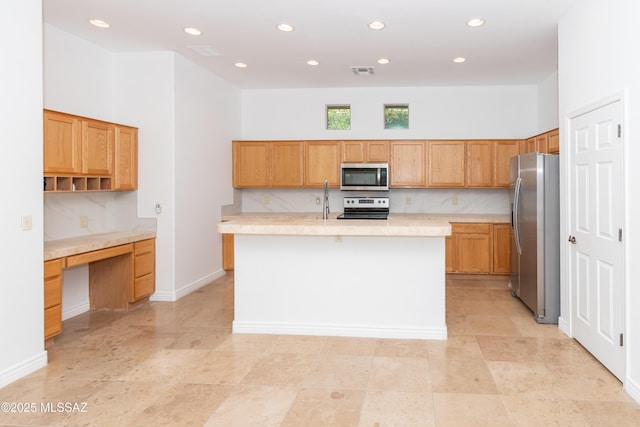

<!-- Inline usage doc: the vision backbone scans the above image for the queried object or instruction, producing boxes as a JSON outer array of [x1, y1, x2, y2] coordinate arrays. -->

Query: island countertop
[[218, 213, 452, 237]]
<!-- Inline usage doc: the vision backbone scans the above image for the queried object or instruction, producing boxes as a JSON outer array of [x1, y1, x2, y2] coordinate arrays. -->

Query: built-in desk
[[43, 230, 156, 341]]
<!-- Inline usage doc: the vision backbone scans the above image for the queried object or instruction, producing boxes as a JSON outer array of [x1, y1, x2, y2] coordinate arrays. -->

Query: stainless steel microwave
[[340, 163, 389, 191]]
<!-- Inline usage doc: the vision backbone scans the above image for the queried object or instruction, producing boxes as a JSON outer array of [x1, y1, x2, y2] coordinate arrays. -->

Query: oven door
[[340, 163, 388, 191]]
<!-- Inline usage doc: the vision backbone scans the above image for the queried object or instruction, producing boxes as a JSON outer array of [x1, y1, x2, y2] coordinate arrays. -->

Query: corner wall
[[0, 0, 47, 387], [558, 0, 640, 402]]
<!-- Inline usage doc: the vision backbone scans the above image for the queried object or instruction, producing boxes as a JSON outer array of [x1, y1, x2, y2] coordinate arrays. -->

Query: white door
[[569, 99, 625, 380]]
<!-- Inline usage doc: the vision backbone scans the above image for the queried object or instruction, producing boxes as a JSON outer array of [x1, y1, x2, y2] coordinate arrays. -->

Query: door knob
[[568, 235, 577, 244]]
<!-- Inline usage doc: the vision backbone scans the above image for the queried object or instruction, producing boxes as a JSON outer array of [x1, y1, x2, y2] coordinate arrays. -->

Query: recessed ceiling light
[[368, 21, 385, 30], [89, 19, 110, 28], [453, 57, 467, 63], [377, 58, 390, 65], [466, 18, 485, 27], [234, 62, 248, 68], [306, 60, 320, 66], [184, 27, 202, 36], [276, 23, 295, 32]]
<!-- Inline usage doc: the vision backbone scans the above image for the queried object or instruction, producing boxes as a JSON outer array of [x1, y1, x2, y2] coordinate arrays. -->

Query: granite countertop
[[218, 213, 452, 237], [222, 212, 510, 223], [44, 229, 157, 261]]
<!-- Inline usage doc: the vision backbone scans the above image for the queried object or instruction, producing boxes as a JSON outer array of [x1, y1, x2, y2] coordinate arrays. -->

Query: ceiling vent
[[351, 66, 375, 76], [187, 45, 220, 57]]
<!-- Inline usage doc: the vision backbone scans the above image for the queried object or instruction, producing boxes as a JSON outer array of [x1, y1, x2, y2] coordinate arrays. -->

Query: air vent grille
[[351, 66, 375, 75], [187, 46, 220, 57]]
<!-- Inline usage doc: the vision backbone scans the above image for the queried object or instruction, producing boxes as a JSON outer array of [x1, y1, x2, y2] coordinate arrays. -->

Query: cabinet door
[[342, 141, 365, 163], [43, 110, 82, 174], [524, 137, 536, 153], [458, 234, 492, 273], [82, 119, 113, 175], [466, 141, 492, 187], [233, 141, 270, 187], [114, 126, 138, 190], [445, 235, 457, 273], [389, 141, 426, 187], [492, 224, 511, 274], [548, 129, 559, 154], [493, 140, 521, 187], [366, 141, 389, 162], [536, 133, 549, 154], [429, 141, 465, 187], [305, 141, 340, 187], [271, 141, 304, 187]]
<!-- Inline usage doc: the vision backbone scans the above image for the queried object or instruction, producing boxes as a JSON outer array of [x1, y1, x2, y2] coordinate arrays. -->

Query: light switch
[[21, 215, 32, 231]]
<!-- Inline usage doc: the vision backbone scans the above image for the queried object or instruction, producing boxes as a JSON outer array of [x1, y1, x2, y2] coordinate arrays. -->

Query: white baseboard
[[62, 302, 90, 321], [233, 321, 447, 340], [0, 351, 48, 389], [625, 376, 640, 404], [150, 269, 226, 302]]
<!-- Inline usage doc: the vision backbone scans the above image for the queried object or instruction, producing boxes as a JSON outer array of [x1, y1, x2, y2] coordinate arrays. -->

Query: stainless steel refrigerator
[[508, 152, 560, 324]]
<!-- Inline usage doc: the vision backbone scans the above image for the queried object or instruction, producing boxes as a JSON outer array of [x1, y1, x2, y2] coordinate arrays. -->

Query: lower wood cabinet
[[133, 239, 156, 301], [222, 233, 234, 270], [446, 222, 510, 275], [44, 259, 63, 340]]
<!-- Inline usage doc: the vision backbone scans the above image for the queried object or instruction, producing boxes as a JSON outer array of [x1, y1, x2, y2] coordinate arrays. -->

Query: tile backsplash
[[238, 188, 510, 215], [44, 191, 155, 241]]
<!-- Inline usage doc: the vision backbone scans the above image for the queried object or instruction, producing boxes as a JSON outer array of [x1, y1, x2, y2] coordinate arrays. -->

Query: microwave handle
[[377, 168, 381, 185]]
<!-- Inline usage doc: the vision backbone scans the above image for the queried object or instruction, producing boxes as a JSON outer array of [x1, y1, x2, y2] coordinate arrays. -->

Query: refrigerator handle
[[514, 177, 523, 255]]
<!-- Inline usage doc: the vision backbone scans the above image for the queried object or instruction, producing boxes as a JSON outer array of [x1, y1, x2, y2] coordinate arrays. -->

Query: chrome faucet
[[322, 180, 330, 220]]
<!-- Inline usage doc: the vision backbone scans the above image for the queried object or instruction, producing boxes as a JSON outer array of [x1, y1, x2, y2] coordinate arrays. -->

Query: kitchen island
[[217, 214, 451, 340]]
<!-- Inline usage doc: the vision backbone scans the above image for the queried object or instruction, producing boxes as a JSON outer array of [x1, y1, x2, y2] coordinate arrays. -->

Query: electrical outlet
[[405, 196, 412, 205], [155, 203, 162, 214], [263, 196, 270, 205], [80, 215, 88, 228], [451, 196, 458, 206], [316, 196, 321, 205], [21, 215, 32, 231]]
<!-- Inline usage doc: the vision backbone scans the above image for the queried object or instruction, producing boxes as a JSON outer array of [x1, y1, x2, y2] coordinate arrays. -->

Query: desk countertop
[[44, 229, 157, 261]]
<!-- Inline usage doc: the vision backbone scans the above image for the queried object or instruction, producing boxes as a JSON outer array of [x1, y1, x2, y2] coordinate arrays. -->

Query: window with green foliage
[[384, 104, 409, 129], [327, 105, 351, 130]]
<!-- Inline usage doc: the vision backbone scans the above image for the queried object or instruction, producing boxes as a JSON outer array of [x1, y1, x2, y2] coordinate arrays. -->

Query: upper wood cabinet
[[466, 140, 492, 187], [342, 140, 389, 163], [524, 137, 536, 153], [233, 141, 270, 187], [493, 140, 521, 187], [428, 140, 465, 187], [304, 141, 340, 187], [114, 125, 138, 190], [43, 110, 138, 192], [82, 119, 113, 175], [548, 129, 559, 154], [44, 110, 82, 174], [389, 141, 426, 187], [535, 133, 549, 154]]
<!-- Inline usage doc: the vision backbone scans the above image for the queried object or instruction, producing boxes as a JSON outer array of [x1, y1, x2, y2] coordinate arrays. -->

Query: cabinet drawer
[[134, 238, 154, 254], [44, 276, 62, 309], [451, 223, 491, 234], [44, 258, 63, 279], [133, 274, 155, 301], [44, 304, 62, 339], [134, 251, 154, 277]]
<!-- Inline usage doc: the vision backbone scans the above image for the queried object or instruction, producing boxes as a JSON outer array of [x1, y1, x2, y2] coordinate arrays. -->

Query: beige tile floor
[[1, 273, 639, 426]]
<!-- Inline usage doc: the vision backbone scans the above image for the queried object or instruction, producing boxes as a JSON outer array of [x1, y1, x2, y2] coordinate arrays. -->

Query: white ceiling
[[43, 0, 579, 90]]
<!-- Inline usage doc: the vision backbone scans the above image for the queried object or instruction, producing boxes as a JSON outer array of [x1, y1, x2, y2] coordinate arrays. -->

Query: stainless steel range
[[337, 197, 389, 220]]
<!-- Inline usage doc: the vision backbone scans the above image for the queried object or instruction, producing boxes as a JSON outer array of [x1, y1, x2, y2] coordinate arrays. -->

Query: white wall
[[537, 71, 560, 132], [0, 0, 47, 387], [242, 85, 539, 140], [174, 54, 239, 296], [558, 0, 640, 402]]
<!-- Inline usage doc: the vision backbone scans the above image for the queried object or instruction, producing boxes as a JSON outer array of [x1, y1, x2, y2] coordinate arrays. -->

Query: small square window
[[327, 105, 351, 130], [384, 104, 409, 129]]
